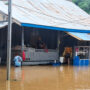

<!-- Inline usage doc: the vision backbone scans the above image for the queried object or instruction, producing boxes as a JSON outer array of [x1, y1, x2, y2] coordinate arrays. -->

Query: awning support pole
[[57, 31, 60, 60], [21, 27, 24, 52], [7, 0, 12, 80]]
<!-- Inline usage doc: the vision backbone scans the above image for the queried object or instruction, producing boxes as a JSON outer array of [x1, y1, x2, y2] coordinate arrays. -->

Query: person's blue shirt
[[14, 55, 22, 67]]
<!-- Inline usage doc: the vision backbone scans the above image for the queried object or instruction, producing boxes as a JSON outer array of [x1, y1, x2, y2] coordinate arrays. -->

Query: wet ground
[[0, 65, 90, 90]]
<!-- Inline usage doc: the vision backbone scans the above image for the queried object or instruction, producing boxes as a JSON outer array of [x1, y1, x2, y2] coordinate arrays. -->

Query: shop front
[[11, 27, 60, 65], [74, 46, 90, 66]]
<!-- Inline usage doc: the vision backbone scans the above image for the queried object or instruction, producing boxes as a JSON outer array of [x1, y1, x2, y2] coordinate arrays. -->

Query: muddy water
[[0, 65, 90, 90]]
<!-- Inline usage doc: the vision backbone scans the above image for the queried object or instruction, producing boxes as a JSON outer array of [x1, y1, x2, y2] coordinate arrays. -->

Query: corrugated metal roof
[[0, 0, 90, 32]]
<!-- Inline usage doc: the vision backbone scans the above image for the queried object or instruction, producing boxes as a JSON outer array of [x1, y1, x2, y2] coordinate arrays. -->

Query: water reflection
[[1, 66, 90, 90], [6, 81, 10, 90], [59, 66, 90, 89], [73, 66, 89, 75], [73, 66, 90, 89], [59, 66, 64, 72], [14, 67, 22, 80]]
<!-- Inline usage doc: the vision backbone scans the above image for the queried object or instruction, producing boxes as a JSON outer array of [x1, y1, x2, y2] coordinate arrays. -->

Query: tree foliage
[[72, 0, 90, 14]]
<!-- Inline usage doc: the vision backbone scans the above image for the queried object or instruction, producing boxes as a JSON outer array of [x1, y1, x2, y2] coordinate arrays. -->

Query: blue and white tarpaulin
[[0, 14, 7, 28], [67, 32, 90, 41], [0, 0, 90, 40], [0, 22, 7, 28]]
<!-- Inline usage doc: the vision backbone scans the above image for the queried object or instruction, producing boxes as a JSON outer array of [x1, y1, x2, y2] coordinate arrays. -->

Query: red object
[[76, 48, 79, 52], [44, 49, 48, 53], [22, 51, 26, 61]]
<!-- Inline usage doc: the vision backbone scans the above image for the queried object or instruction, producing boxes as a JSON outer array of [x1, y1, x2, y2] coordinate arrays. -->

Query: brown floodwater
[[0, 65, 90, 90]]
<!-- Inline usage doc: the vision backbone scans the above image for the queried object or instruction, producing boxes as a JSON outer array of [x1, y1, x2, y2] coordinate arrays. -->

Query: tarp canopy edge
[[21, 23, 90, 33]]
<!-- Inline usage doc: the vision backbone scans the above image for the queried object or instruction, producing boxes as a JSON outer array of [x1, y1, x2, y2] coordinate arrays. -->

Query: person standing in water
[[13, 53, 22, 67]]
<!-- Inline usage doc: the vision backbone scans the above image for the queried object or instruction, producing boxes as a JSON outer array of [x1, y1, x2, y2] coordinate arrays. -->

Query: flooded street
[[0, 65, 90, 90]]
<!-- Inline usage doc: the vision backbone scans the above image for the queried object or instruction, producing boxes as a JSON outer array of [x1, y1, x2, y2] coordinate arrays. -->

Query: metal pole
[[57, 31, 60, 56], [7, 0, 12, 80], [57, 31, 60, 51], [21, 27, 24, 52]]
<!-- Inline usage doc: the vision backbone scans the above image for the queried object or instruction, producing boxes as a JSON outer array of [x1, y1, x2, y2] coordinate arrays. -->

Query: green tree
[[72, 0, 90, 14]]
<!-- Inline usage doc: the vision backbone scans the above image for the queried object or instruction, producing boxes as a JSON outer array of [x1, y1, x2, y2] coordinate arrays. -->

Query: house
[[0, 0, 90, 65]]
